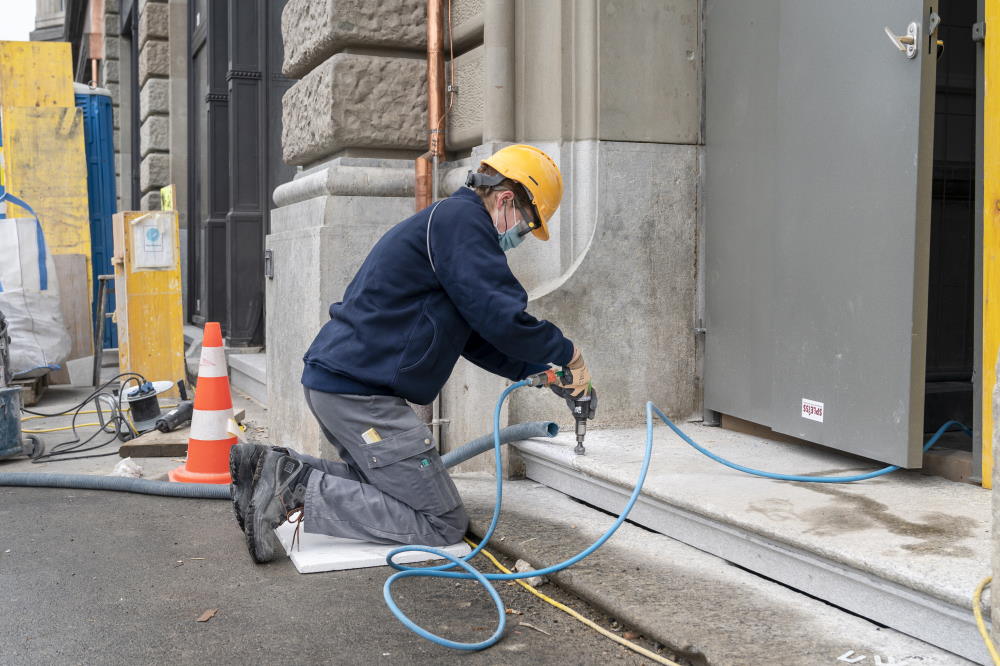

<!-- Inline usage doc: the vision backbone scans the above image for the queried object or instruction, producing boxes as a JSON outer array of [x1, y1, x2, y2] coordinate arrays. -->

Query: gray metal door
[[704, 1, 939, 467]]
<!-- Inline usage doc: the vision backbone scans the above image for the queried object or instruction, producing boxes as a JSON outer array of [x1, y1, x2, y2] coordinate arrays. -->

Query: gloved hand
[[559, 347, 591, 397]]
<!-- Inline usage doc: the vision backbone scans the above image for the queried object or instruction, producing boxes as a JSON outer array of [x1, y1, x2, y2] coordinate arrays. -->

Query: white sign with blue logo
[[130, 212, 175, 270]]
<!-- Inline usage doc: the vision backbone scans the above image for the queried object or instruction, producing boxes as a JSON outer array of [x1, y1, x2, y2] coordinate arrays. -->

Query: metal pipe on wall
[[416, 0, 446, 212], [484, 0, 515, 143], [415, 0, 447, 435]]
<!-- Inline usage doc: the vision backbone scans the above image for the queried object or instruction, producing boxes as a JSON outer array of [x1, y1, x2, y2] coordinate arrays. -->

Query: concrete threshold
[[511, 423, 991, 664], [452, 475, 969, 665]]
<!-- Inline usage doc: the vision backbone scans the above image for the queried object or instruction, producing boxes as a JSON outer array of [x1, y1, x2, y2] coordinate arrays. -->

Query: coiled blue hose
[[383, 383, 972, 651]]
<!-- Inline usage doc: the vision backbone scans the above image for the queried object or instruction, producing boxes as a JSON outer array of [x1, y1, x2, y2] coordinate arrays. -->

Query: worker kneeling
[[231, 145, 593, 563]]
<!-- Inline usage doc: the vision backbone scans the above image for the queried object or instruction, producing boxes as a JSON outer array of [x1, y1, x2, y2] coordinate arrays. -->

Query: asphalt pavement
[[0, 485, 675, 665]]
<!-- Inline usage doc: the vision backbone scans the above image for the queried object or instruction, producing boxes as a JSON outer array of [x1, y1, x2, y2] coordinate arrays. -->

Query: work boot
[[245, 450, 311, 564], [229, 443, 273, 532]]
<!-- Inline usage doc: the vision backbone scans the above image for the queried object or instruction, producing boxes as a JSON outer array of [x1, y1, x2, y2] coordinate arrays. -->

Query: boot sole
[[244, 454, 282, 563], [230, 445, 264, 532]]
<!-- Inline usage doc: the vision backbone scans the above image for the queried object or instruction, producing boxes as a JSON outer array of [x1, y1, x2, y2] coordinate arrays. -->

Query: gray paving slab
[[514, 423, 991, 608], [511, 423, 992, 662], [453, 474, 971, 665]]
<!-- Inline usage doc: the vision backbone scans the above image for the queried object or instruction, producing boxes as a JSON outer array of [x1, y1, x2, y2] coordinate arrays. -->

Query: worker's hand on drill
[[560, 347, 592, 397]]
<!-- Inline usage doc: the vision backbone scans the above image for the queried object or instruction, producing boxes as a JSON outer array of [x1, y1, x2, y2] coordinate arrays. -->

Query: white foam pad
[[274, 520, 471, 574]]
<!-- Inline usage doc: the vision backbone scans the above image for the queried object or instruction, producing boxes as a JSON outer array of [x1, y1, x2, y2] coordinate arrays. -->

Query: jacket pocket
[[364, 424, 462, 516], [399, 306, 439, 373]]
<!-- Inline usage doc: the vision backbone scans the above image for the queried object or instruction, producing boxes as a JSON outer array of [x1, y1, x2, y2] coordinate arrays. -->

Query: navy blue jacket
[[302, 187, 575, 405]]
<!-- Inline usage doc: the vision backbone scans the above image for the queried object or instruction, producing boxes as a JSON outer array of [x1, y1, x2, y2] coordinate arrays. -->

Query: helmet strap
[[465, 170, 506, 189]]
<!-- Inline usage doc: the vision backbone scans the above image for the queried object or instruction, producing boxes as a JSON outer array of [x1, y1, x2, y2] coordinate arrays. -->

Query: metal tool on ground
[[156, 400, 193, 433], [526, 367, 598, 455]]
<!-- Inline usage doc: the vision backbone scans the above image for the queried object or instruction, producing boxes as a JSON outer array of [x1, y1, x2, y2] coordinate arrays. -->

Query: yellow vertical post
[[113, 211, 185, 398], [983, 1, 999, 489]]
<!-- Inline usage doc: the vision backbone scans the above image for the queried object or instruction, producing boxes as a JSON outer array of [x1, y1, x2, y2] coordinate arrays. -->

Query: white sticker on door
[[801, 398, 824, 423]]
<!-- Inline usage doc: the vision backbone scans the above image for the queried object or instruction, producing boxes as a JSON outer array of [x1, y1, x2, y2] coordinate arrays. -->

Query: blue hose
[[383, 384, 973, 650], [654, 405, 971, 483], [383, 381, 656, 650]]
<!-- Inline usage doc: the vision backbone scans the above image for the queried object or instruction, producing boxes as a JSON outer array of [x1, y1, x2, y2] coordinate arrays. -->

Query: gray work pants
[[290, 387, 468, 546]]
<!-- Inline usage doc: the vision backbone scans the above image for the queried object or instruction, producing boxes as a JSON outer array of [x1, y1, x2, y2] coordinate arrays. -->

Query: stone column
[[137, 0, 170, 210], [270, 0, 427, 455], [101, 0, 123, 211]]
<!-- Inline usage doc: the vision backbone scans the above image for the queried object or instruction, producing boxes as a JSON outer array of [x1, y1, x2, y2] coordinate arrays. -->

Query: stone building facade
[[269, 0, 701, 467]]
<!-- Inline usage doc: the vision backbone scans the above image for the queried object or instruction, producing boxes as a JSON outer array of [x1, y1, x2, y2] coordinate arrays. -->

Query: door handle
[[884, 22, 920, 59]]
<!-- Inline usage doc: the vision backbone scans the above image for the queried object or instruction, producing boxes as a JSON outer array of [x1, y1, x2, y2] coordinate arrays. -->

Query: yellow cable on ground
[[465, 538, 680, 666], [22, 423, 103, 434], [20, 404, 177, 422], [974, 576, 1000, 665]]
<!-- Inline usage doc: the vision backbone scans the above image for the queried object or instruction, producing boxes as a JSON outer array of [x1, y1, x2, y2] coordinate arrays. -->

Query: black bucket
[[0, 387, 24, 458]]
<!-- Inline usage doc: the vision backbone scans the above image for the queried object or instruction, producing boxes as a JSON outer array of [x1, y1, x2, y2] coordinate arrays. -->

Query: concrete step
[[452, 475, 968, 665], [228, 352, 266, 405], [511, 423, 991, 664]]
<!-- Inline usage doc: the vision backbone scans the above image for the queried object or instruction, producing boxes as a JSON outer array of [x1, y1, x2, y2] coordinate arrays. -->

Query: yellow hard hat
[[480, 144, 563, 241]]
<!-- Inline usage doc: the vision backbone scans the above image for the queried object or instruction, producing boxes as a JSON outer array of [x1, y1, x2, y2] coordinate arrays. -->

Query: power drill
[[526, 368, 598, 455]]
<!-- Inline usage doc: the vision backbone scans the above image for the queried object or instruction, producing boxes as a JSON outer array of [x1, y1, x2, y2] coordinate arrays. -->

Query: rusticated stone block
[[282, 53, 426, 166], [103, 58, 119, 85], [139, 40, 169, 86], [105, 36, 120, 60], [281, 0, 425, 79], [140, 115, 169, 156], [139, 2, 169, 47], [140, 78, 169, 120], [447, 45, 483, 151], [451, 0, 484, 28], [140, 153, 170, 192], [140, 191, 162, 211]]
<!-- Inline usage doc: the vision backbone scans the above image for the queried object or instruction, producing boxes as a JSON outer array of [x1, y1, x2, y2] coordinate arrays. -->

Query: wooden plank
[[113, 211, 185, 398], [0, 42, 74, 108], [118, 428, 190, 458], [12, 373, 48, 407], [49, 254, 94, 385]]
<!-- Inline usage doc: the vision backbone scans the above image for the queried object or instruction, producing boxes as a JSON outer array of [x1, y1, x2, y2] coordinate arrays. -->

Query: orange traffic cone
[[169, 322, 236, 484]]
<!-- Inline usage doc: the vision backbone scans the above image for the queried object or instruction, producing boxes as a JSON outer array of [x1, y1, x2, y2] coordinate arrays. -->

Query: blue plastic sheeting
[[75, 90, 118, 349]]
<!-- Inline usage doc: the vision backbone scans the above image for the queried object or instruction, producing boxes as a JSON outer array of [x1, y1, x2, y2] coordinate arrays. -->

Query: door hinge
[[972, 21, 986, 43], [264, 249, 273, 279]]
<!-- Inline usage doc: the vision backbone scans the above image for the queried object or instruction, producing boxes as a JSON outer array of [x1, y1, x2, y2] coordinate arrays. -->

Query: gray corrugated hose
[[0, 421, 559, 498]]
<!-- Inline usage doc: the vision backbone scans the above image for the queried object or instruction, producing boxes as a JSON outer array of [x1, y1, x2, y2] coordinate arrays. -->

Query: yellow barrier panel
[[983, 1, 999, 489], [113, 211, 185, 398]]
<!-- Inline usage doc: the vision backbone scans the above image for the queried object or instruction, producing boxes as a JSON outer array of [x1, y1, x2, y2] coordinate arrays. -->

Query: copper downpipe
[[416, 0, 446, 211]]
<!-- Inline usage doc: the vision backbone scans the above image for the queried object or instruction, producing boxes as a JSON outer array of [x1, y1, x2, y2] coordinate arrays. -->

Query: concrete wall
[[272, 0, 703, 466], [439, 0, 702, 466]]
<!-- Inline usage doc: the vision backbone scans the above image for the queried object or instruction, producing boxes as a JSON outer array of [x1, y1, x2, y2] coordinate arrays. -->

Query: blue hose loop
[[381, 546, 507, 651], [652, 405, 971, 483], [382, 382, 656, 650]]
